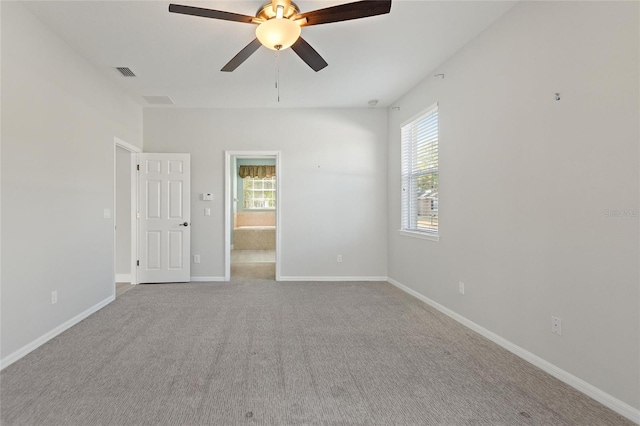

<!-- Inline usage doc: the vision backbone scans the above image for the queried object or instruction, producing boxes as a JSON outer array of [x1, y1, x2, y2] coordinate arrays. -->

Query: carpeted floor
[[0, 280, 632, 425]]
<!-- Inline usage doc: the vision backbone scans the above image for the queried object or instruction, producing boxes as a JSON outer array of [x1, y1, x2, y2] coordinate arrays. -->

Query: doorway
[[114, 138, 140, 297], [225, 151, 281, 281]]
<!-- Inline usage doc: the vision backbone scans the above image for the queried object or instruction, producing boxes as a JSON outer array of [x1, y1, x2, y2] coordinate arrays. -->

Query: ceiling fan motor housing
[[256, 1, 300, 20]]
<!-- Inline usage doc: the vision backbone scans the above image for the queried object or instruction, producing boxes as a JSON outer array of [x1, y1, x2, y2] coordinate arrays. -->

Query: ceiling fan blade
[[169, 4, 256, 24], [294, 0, 391, 26], [221, 38, 262, 72], [291, 37, 328, 72]]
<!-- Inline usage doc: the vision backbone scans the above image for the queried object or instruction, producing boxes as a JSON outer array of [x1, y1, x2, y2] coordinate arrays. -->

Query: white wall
[[115, 146, 131, 278], [387, 0, 639, 412], [144, 108, 388, 280], [1, 2, 142, 361]]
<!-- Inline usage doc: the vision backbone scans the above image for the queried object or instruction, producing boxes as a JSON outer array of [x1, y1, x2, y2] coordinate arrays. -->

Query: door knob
[[179, 222, 189, 227]]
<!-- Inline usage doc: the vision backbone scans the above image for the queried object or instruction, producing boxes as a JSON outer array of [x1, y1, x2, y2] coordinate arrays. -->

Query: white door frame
[[114, 137, 141, 290], [224, 151, 281, 281]]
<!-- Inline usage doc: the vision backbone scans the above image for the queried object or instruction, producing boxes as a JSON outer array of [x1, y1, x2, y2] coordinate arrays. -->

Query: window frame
[[399, 103, 440, 242], [242, 175, 277, 210]]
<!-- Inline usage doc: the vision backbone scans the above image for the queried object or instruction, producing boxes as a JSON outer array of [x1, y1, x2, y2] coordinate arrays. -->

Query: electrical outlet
[[51, 291, 57, 305], [337, 255, 343, 263], [458, 282, 465, 295], [551, 316, 562, 335], [204, 208, 211, 216], [193, 254, 201, 264]]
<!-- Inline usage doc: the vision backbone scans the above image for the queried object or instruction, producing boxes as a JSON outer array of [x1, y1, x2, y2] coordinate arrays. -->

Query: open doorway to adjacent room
[[114, 138, 140, 297], [225, 151, 281, 281]]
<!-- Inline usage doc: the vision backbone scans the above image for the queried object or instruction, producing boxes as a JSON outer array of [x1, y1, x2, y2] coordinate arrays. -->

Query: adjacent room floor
[[231, 249, 275, 280], [115, 281, 134, 297]]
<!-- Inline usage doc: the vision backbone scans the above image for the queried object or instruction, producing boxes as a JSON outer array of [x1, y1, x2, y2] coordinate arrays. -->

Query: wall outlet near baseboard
[[458, 282, 465, 295], [51, 291, 57, 305], [193, 254, 201, 264], [552, 316, 562, 335], [337, 255, 342, 263]]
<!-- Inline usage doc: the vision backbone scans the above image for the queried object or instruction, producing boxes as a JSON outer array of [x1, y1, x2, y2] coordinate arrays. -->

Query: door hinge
[[137, 260, 140, 267], [136, 164, 140, 171]]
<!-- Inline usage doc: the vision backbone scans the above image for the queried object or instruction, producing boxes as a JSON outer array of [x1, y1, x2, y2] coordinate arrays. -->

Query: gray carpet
[[0, 280, 632, 425]]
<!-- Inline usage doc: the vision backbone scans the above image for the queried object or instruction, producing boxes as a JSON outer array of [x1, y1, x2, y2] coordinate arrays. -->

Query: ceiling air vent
[[116, 67, 136, 77], [143, 96, 175, 105]]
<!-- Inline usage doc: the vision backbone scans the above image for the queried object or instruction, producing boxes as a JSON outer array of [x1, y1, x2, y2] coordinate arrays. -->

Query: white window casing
[[244, 176, 276, 209], [400, 103, 439, 240]]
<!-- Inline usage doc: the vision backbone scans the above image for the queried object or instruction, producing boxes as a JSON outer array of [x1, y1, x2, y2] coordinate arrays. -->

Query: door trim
[[224, 151, 281, 281], [114, 137, 141, 291]]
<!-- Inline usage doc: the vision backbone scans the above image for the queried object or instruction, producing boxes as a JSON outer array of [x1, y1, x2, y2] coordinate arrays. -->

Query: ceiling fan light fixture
[[255, 17, 301, 51], [169, 0, 391, 72]]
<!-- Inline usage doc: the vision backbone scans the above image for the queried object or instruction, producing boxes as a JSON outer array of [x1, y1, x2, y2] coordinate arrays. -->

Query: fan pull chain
[[275, 48, 281, 103]]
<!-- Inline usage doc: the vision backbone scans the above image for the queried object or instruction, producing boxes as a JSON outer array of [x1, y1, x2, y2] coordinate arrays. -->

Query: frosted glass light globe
[[255, 18, 301, 51]]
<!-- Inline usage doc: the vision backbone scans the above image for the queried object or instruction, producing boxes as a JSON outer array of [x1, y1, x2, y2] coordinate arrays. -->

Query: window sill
[[399, 229, 440, 242]]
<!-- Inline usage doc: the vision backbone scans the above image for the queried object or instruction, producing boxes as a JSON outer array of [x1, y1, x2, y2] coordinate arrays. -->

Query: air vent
[[116, 67, 136, 77], [143, 96, 175, 105]]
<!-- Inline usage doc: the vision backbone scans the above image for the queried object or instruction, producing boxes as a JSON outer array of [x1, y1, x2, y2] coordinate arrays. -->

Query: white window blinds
[[401, 104, 439, 235]]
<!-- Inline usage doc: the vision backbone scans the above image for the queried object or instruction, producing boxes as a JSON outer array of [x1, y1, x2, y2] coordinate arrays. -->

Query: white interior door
[[138, 153, 191, 283]]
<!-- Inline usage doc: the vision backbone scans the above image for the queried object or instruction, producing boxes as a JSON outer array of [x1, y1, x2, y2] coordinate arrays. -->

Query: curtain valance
[[238, 165, 276, 179]]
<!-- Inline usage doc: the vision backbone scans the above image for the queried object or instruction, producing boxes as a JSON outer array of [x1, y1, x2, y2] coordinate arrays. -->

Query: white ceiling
[[23, 0, 516, 108]]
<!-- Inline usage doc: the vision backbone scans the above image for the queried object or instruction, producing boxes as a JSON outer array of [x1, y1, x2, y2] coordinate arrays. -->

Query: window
[[401, 104, 439, 238], [243, 176, 276, 209]]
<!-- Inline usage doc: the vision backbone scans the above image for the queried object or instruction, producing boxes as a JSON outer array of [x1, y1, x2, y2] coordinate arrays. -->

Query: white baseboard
[[190, 276, 227, 282], [0, 295, 115, 371], [115, 273, 131, 282], [386, 278, 640, 424], [278, 276, 388, 282]]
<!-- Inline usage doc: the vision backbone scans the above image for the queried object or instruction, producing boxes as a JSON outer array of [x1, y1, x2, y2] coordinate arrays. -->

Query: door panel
[[138, 153, 191, 283], [147, 232, 161, 270], [147, 181, 161, 218], [169, 181, 183, 218]]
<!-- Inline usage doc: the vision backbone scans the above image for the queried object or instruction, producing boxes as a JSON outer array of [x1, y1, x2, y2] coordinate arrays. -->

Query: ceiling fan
[[169, 0, 392, 72]]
